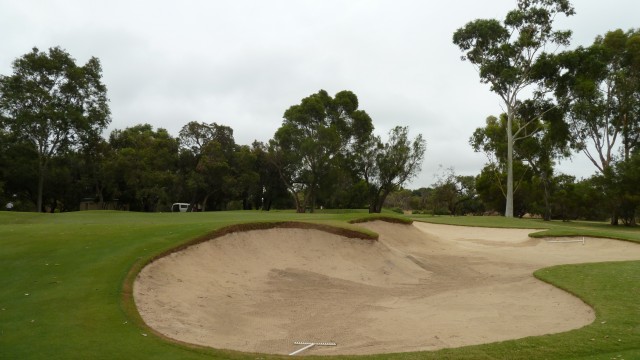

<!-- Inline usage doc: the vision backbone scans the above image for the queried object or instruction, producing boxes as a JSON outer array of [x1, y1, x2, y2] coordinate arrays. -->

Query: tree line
[[0, 48, 425, 213], [2, 0, 639, 225], [398, 163, 637, 226], [451, 0, 640, 225]]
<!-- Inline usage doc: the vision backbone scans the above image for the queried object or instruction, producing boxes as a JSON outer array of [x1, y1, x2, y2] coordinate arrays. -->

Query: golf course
[[2, 210, 640, 359]]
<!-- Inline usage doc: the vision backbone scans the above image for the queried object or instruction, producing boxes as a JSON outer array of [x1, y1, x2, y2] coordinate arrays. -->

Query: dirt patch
[[134, 221, 640, 355]]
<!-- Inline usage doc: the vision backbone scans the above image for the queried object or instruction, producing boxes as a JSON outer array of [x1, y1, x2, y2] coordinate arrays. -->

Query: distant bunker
[[134, 221, 640, 356]]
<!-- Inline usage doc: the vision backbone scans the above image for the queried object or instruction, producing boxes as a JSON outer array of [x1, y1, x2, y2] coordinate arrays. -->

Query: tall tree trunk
[[202, 193, 210, 212], [308, 187, 315, 213], [189, 193, 199, 212], [242, 192, 252, 210], [611, 212, 619, 226], [623, 114, 630, 161], [96, 182, 104, 209], [37, 162, 45, 213], [293, 191, 304, 213], [369, 188, 390, 214], [368, 186, 381, 213], [368, 203, 376, 213], [375, 191, 390, 213], [505, 109, 514, 218], [542, 172, 551, 221]]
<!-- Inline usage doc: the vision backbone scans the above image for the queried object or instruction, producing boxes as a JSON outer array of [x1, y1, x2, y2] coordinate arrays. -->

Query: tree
[[79, 134, 114, 209], [42, 151, 86, 212], [383, 188, 414, 211], [475, 161, 534, 217], [178, 121, 237, 210], [0, 129, 39, 210], [270, 90, 373, 212], [251, 141, 292, 211], [431, 166, 481, 216], [410, 187, 433, 213], [196, 140, 235, 210], [108, 124, 178, 212], [554, 29, 640, 224], [471, 101, 570, 220], [0, 128, 9, 204], [232, 145, 260, 210], [453, 0, 574, 217], [607, 151, 640, 226], [179, 121, 235, 157], [356, 126, 426, 213], [0, 47, 110, 212], [555, 29, 640, 173], [549, 174, 580, 221]]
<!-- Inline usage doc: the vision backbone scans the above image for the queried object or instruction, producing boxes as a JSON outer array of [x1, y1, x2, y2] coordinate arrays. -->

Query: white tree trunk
[[505, 109, 514, 218]]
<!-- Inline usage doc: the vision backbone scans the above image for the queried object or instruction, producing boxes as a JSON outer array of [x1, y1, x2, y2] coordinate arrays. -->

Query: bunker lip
[[132, 221, 640, 356]]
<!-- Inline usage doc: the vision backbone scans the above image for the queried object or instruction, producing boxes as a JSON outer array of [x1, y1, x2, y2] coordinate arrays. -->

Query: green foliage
[[604, 151, 640, 225], [269, 90, 374, 213], [475, 162, 532, 216], [383, 188, 413, 211], [555, 28, 640, 172], [429, 167, 483, 216], [0, 47, 110, 212], [108, 124, 179, 212], [249, 141, 292, 211], [454, 0, 574, 217], [355, 126, 427, 213], [0, 133, 38, 210], [177, 121, 256, 211]]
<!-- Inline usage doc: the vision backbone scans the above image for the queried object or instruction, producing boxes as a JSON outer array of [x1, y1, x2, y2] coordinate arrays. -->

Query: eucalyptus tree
[[471, 100, 569, 220], [431, 166, 480, 216], [453, 0, 574, 217], [80, 133, 114, 208], [108, 124, 179, 212], [0, 128, 8, 202], [475, 161, 534, 217], [179, 121, 235, 157], [196, 139, 235, 210], [555, 28, 640, 173], [270, 90, 373, 212], [178, 121, 236, 210], [610, 151, 640, 226], [229, 145, 260, 210], [355, 126, 426, 213], [553, 29, 640, 224], [251, 141, 292, 211], [0, 47, 110, 212], [0, 129, 38, 210]]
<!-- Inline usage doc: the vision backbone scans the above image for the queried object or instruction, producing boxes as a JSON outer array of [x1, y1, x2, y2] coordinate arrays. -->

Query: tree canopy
[[554, 28, 640, 173], [453, 0, 574, 217], [269, 90, 374, 212], [354, 126, 426, 213], [0, 47, 110, 212]]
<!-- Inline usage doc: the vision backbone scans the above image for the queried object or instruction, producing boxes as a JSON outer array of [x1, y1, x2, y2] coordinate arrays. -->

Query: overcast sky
[[1, 1, 638, 188]]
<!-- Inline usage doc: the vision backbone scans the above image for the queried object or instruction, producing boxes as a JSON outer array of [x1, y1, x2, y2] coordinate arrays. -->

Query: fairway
[[2, 211, 640, 360]]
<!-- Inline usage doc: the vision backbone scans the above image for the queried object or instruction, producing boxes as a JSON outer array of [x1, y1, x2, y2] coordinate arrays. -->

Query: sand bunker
[[134, 221, 640, 355]]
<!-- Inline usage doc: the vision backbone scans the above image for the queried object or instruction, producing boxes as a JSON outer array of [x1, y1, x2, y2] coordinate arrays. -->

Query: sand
[[133, 221, 640, 355]]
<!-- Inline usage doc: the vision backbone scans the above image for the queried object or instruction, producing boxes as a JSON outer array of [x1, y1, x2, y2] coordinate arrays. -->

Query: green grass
[[1, 211, 639, 359], [412, 214, 640, 243]]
